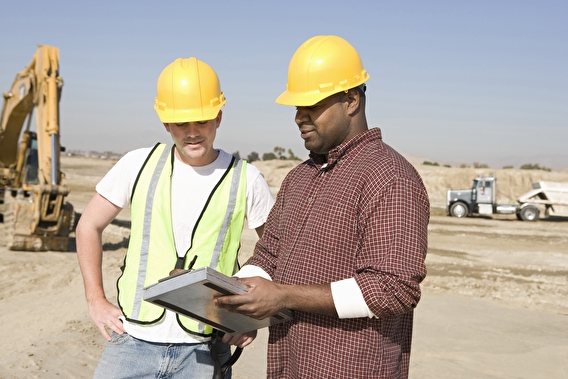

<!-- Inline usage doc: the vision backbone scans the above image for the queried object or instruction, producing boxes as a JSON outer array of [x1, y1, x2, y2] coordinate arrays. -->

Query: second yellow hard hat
[[276, 35, 370, 107]]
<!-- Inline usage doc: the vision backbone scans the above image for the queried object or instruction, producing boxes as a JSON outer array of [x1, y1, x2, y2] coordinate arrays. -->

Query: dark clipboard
[[143, 267, 294, 335]]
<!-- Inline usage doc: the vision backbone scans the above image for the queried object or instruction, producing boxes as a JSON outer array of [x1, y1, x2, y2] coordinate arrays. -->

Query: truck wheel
[[450, 202, 468, 218], [519, 205, 539, 222]]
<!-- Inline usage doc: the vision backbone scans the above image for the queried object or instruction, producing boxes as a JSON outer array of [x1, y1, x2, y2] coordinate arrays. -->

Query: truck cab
[[447, 175, 518, 218], [447, 176, 494, 218]]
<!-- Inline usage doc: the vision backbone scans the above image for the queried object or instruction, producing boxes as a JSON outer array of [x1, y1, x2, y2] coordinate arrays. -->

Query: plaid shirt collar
[[308, 127, 383, 168]]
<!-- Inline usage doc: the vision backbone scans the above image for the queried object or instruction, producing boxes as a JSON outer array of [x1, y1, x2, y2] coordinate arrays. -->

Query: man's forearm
[[279, 283, 337, 317]]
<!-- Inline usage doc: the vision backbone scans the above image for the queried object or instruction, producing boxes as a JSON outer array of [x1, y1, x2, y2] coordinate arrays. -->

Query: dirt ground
[[0, 156, 567, 378]]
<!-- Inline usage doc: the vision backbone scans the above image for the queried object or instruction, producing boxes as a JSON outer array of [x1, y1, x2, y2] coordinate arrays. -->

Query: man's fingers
[[94, 313, 125, 341], [215, 294, 242, 308], [99, 325, 112, 341], [109, 314, 126, 334], [221, 330, 257, 348]]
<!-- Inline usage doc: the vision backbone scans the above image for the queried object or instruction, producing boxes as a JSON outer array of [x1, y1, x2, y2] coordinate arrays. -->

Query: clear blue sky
[[1, 0, 566, 168]]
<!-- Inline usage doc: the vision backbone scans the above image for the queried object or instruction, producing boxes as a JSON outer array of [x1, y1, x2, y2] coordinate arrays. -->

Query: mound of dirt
[[253, 158, 568, 209]]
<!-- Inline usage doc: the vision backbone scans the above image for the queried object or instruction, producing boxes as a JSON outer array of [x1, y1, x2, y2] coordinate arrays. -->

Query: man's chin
[[182, 145, 203, 154], [304, 143, 324, 155], [180, 147, 204, 160]]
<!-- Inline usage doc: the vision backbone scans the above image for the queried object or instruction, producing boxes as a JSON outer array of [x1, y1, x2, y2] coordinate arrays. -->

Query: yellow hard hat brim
[[154, 102, 223, 123], [275, 88, 346, 107]]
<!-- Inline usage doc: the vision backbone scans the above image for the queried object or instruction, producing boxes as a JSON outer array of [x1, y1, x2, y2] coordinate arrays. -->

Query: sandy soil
[[0, 156, 567, 378]]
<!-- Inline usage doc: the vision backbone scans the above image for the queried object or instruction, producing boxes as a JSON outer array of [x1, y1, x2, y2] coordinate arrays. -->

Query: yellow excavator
[[0, 45, 74, 251]]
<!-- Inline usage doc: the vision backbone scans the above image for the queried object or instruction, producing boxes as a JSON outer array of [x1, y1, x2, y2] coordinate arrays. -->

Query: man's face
[[164, 111, 221, 166], [294, 92, 352, 155]]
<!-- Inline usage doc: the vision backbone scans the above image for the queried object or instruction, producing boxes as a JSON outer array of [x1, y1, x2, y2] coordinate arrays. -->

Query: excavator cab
[[22, 133, 40, 185]]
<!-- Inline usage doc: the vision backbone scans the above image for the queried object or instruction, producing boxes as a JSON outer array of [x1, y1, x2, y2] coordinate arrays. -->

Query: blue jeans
[[93, 332, 232, 379]]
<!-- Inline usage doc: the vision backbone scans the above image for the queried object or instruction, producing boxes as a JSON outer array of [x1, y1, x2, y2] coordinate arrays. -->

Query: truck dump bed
[[517, 181, 568, 217]]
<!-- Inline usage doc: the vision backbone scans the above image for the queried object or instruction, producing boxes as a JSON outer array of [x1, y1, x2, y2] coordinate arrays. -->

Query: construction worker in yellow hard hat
[[155, 57, 226, 166], [274, 35, 371, 155], [76, 56, 275, 379], [215, 36, 430, 378]]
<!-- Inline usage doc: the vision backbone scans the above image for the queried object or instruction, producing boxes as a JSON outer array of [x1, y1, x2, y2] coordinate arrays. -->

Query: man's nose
[[295, 108, 309, 124], [185, 123, 200, 136]]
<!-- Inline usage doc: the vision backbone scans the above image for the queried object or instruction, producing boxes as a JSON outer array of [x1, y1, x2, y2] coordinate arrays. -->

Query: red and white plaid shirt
[[247, 128, 430, 378]]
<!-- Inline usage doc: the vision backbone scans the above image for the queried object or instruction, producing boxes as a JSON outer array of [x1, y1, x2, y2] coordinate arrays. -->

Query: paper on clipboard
[[143, 267, 294, 335]]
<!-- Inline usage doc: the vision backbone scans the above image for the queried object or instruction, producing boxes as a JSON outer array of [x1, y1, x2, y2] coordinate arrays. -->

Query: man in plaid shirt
[[215, 35, 430, 378]]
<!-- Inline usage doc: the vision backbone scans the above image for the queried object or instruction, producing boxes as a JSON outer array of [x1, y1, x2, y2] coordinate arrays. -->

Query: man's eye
[[296, 106, 317, 111]]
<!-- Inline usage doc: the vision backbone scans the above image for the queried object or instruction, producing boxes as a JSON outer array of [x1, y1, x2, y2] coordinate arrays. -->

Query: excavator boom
[[0, 45, 73, 251]]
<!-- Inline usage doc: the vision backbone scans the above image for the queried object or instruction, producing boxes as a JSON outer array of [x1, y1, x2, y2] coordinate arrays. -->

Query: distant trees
[[262, 152, 277, 161], [427, 161, 487, 168], [259, 147, 300, 161], [238, 147, 300, 163], [520, 163, 551, 171], [450, 162, 553, 171], [274, 146, 286, 159], [422, 161, 451, 168], [247, 151, 260, 162], [287, 149, 300, 160], [422, 161, 439, 166]]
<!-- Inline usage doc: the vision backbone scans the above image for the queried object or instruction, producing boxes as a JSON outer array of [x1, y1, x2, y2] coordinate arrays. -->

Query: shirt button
[[308, 197, 313, 203]]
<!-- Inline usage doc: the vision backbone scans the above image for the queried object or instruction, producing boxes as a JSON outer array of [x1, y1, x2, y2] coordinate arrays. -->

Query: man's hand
[[214, 276, 286, 319], [88, 297, 125, 341], [221, 330, 257, 348], [215, 276, 337, 317]]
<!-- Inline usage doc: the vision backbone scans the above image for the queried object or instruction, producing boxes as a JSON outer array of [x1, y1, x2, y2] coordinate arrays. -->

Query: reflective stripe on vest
[[117, 143, 247, 336]]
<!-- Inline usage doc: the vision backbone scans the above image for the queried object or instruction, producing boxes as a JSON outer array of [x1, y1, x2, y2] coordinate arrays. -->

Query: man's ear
[[215, 110, 223, 129], [163, 123, 171, 132], [346, 88, 361, 115]]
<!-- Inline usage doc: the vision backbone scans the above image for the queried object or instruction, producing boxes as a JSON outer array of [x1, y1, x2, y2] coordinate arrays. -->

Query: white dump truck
[[446, 175, 568, 221]]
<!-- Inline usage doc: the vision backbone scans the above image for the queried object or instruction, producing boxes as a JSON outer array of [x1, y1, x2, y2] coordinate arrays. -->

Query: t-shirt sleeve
[[245, 164, 275, 230], [95, 148, 152, 209]]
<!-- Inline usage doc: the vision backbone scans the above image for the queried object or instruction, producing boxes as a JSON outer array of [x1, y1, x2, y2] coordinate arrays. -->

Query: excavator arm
[[0, 45, 73, 251]]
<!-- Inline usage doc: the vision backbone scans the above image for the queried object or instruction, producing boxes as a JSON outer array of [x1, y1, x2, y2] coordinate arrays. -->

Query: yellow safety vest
[[117, 143, 247, 336]]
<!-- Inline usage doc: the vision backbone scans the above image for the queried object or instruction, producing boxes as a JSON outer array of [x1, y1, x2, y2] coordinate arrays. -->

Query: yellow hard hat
[[276, 35, 370, 107], [154, 57, 226, 123]]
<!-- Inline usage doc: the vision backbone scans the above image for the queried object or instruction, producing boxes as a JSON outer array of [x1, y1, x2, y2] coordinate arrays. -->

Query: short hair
[[351, 84, 366, 97]]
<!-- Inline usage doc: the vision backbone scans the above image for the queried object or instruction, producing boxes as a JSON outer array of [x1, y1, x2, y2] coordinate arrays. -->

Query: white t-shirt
[[96, 147, 274, 343]]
